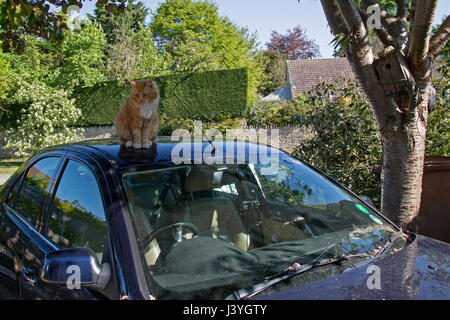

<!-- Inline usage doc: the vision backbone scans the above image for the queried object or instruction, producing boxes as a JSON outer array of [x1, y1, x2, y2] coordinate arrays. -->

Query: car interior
[[123, 164, 316, 270]]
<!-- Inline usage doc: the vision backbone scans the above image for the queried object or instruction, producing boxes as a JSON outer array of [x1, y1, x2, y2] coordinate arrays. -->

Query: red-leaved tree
[[266, 25, 321, 59]]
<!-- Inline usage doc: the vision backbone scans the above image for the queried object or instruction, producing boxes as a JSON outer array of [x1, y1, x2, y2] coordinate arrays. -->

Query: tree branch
[[319, 0, 352, 57], [321, 0, 397, 127], [407, 0, 439, 82], [361, 0, 396, 28], [361, 0, 408, 52], [429, 14, 450, 59], [410, 0, 418, 27], [357, 6, 397, 49], [320, 0, 350, 36], [336, 0, 371, 54], [395, 0, 409, 20]]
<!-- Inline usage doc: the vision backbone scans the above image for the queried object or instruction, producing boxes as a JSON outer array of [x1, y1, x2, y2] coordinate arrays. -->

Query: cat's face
[[130, 80, 159, 104]]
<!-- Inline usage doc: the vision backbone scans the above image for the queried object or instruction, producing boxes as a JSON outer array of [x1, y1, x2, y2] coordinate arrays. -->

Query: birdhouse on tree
[[373, 48, 415, 100]]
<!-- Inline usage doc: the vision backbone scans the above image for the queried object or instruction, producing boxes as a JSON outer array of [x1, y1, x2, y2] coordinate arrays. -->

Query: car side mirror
[[41, 248, 111, 291], [359, 195, 375, 208]]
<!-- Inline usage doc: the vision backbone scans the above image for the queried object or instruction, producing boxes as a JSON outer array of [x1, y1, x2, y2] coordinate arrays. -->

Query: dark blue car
[[0, 138, 449, 300]]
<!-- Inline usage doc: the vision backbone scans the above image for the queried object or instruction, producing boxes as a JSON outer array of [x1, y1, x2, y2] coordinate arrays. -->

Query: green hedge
[[73, 68, 248, 127]]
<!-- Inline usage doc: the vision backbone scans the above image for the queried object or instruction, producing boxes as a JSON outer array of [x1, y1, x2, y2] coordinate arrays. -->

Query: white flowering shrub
[[4, 80, 84, 157]]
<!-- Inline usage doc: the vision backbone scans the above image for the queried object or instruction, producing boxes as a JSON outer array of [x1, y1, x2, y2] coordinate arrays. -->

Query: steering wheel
[[142, 222, 200, 248]]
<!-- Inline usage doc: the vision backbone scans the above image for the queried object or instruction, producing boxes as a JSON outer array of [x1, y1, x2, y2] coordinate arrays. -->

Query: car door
[[39, 155, 117, 299], [0, 153, 64, 299], [0, 171, 25, 299]]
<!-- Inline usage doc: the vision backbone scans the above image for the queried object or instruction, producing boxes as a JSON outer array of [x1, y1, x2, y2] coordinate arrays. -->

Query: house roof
[[287, 58, 357, 97], [261, 86, 293, 101]]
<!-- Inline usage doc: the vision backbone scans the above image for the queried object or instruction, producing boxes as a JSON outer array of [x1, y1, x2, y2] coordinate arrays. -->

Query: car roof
[[45, 136, 283, 170]]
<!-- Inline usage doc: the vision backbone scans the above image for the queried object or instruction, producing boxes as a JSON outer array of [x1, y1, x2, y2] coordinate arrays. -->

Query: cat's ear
[[129, 80, 136, 86]]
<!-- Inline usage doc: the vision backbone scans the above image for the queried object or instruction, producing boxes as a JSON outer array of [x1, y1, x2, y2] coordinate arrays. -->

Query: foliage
[[158, 114, 194, 136], [162, 37, 222, 73], [4, 79, 82, 157], [158, 68, 248, 121], [151, 0, 223, 51], [0, 0, 128, 53], [433, 15, 450, 79], [149, 0, 265, 103], [0, 50, 12, 108], [205, 116, 243, 134], [331, 0, 402, 57], [89, 0, 148, 44], [428, 17, 449, 156], [106, 21, 163, 82], [259, 51, 287, 97], [5, 36, 57, 86], [55, 21, 108, 88], [333, 31, 386, 57], [293, 81, 383, 208], [266, 25, 321, 60], [426, 76, 450, 156], [1, 22, 108, 91], [71, 81, 130, 127], [0, 36, 61, 128], [245, 95, 310, 127], [72, 68, 248, 127]]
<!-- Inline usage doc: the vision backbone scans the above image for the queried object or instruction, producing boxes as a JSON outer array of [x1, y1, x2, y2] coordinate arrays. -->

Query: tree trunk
[[318, 0, 448, 231], [380, 89, 429, 231]]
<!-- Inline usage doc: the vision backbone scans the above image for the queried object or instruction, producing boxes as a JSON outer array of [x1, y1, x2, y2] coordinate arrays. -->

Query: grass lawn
[[0, 158, 25, 175]]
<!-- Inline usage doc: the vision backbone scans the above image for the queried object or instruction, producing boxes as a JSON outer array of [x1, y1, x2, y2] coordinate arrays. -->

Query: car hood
[[258, 234, 450, 300]]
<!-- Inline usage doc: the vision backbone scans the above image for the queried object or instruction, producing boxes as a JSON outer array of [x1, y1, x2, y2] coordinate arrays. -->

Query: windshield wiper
[[225, 252, 370, 300], [227, 229, 409, 300], [373, 228, 407, 258]]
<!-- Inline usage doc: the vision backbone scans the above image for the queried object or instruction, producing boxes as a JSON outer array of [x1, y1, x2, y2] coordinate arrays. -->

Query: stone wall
[[0, 124, 313, 158], [0, 126, 118, 159], [240, 124, 313, 152]]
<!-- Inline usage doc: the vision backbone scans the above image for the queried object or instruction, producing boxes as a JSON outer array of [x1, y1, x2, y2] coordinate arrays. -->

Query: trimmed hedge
[[73, 68, 248, 127]]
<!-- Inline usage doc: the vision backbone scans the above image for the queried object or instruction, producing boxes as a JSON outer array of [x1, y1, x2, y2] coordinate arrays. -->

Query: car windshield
[[122, 151, 402, 299]]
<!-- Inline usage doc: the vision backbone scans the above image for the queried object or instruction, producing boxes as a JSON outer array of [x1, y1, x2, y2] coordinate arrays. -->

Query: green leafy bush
[[73, 68, 248, 127], [54, 22, 108, 88], [426, 77, 449, 156], [0, 51, 11, 104], [4, 80, 83, 157], [245, 95, 310, 127], [204, 116, 243, 134], [158, 114, 194, 136], [293, 81, 383, 208]]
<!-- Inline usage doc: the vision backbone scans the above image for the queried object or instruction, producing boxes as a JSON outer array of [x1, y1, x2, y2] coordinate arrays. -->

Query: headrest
[[184, 167, 234, 193]]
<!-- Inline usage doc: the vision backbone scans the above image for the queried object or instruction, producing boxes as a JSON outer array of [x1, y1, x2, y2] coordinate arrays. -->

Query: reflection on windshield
[[122, 153, 402, 299]]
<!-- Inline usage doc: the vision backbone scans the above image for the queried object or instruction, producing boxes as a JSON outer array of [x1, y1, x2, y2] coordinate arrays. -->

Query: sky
[[79, 0, 450, 59]]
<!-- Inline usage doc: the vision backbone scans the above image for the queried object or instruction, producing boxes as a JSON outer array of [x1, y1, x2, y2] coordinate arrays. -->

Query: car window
[[122, 158, 401, 299], [254, 156, 350, 206], [46, 160, 108, 255], [14, 157, 60, 226]]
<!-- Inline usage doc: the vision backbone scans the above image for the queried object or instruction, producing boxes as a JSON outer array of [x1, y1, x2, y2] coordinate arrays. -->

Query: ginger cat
[[115, 79, 160, 149]]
